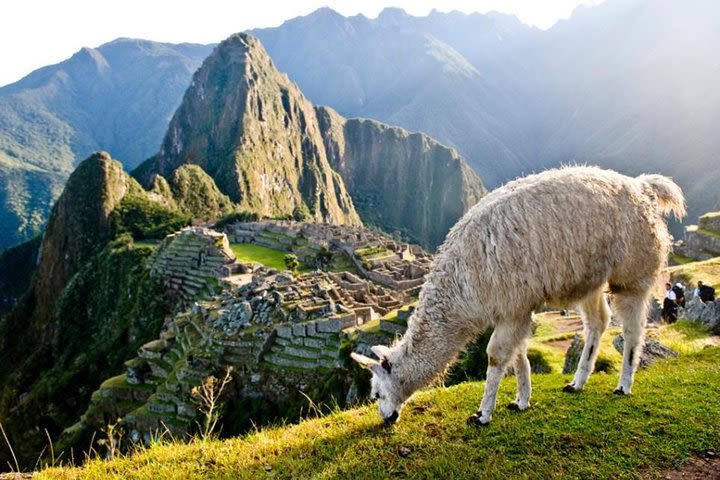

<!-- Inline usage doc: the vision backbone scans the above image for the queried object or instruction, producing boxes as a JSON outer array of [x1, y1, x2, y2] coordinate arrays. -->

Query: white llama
[[352, 166, 685, 425]]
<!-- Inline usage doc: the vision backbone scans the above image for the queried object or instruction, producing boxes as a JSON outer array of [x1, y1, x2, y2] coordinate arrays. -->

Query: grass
[[132, 240, 158, 250], [229, 243, 297, 271], [696, 228, 720, 239], [669, 254, 695, 266], [648, 320, 715, 355], [38, 347, 720, 479], [667, 256, 720, 289]]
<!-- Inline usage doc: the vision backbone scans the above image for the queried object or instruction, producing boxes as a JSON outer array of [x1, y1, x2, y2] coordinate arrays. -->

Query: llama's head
[[351, 345, 407, 424]]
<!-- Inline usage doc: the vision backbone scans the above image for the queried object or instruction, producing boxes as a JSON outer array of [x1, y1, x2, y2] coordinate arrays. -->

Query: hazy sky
[[0, 0, 603, 87]]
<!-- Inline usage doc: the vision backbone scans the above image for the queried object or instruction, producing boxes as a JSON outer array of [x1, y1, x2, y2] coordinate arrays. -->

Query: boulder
[[562, 333, 584, 374], [679, 298, 720, 329], [612, 334, 678, 368]]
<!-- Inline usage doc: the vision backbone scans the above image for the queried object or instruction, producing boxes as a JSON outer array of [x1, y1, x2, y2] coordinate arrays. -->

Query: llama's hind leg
[[468, 319, 531, 426], [563, 289, 611, 393], [613, 291, 649, 395], [508, 339, 531, 411]]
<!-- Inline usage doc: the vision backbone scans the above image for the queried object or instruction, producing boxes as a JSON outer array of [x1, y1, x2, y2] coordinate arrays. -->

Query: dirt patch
[[651, 451, 720, 479], [546, 338, 574, 352]]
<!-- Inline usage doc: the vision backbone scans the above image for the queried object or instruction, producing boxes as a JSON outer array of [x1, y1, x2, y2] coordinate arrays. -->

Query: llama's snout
[[383, 410, 399, 424]]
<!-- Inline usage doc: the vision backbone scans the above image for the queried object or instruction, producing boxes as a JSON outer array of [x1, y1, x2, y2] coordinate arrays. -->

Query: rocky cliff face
[[135, 34, 360, 226], [316, 106, 486, 248], [677, 211, 720, 260], [32, 152, 129, 335]]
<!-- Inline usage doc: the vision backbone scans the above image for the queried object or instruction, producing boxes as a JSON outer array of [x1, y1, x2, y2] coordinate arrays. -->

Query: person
[[672, 282, 686, 308], [662, 282, 678, 323], [696, 280, 716, 303], [693, 281, 703, 299]]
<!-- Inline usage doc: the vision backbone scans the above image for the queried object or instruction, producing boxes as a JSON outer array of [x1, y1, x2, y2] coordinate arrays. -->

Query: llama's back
[[433, 166, 683, 319]]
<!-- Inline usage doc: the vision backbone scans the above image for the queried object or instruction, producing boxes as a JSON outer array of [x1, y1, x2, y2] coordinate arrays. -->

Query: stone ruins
[[70, 221, 425, 441], [675, 211, 720, 261]]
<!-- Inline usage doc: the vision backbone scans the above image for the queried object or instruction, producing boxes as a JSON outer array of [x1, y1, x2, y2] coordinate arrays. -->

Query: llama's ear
[[351, 352, 378, 369], [371, 345, 391, 359]]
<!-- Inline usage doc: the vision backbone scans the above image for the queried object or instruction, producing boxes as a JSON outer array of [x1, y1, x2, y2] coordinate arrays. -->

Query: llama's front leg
[[613, 292, 648, 395], [468, 323, 525, 426], [508, 340, 531, 411], [563, 290, 611, 393]]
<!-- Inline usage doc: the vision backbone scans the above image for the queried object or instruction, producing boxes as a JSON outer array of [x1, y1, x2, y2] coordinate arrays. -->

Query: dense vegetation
[[0, 235, 40, 314], [38, 347, 720, 479], [0, 236, 170, 467]]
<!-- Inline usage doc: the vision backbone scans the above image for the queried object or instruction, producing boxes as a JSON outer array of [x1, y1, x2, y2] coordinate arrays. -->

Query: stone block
[[284, 345, 320, 359], [292, 323, 306, 337], [316, 319, 342, 333], [303, 337, 325, 349], [305, 321, 317, 336], [379, 321, 406, 336], [276, 325, 293, 339]]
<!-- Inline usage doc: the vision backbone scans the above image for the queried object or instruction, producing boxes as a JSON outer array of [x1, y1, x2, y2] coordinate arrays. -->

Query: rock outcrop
[[612, 335, 678, 368], [32, 152, 130, 337], [676, 211, 720, 260], [317, 106, 486, 249], [679, 297, 720, 331], [134, 34, 360, 226], [562, 334, 584, 374]]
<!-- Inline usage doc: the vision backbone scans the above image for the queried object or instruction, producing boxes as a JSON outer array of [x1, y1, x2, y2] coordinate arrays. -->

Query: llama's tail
[[636, 174, 686, 219]]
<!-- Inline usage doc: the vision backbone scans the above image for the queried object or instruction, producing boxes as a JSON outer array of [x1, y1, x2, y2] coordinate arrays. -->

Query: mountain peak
[[378, 7, 410, 21], [136, 33, 360, 226]]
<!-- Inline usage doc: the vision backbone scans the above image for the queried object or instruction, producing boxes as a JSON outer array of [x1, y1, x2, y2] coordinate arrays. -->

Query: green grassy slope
[[40, 347, 720, 479]]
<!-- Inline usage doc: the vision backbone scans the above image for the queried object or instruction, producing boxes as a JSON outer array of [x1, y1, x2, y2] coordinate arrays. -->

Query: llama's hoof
[[467, 413, 490, 427], [613, 387, 627, 395], [562, 384, 578, 393], [507, 402, 522, 411]]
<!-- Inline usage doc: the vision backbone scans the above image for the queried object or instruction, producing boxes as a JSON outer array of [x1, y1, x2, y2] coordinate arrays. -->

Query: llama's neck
[[392, 293, 472, 397]]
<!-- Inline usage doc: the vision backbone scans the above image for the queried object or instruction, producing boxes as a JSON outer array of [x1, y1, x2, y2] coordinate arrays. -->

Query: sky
[[0, 0, 603, 88]]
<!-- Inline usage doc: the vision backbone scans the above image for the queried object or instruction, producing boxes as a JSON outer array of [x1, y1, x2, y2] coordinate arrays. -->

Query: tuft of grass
[[667, 256, 720, 290], [38, 348, 720, 479], [648, 320, 715, 354]]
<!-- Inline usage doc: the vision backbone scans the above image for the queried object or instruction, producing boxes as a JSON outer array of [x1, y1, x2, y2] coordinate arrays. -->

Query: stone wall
[[148, 227, 236, 303], [676, 211, 720, 260]]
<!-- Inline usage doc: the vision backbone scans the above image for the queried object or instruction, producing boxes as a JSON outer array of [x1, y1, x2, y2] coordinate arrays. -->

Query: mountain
[[134, 34, 360, 227], [0, 39, 213, 249], [134, 33, 484, 246], [251, 0, 720, 228], [0, 152, 184, 467], [5, 1, 720, 249], [531, 0, 720, 226], [317, 106, 485, 247], [251, 8, 540, 188]]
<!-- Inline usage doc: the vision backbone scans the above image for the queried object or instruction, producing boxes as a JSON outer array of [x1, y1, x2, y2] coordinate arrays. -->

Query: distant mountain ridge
[[250, 0, 720, 229], [3, 0, 720, 249], [133, 33, 484, 247], [0, 39, 213, 248]]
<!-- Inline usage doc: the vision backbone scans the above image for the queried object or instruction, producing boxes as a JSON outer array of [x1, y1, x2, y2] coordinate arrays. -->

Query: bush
[[214, 211, 260, 229], [112, 196, 190, 240]]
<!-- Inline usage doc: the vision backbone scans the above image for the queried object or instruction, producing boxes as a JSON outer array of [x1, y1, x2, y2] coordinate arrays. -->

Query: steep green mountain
[[0, 39, 212, 249], [134, 33, 484, 248], [134, 34, 360, 227], [0, 152, 185, 467], [317, 106, 486, 247]]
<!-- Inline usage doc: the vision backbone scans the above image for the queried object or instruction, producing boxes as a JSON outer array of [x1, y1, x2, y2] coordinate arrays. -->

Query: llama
[[351, 166, 685, 425]]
